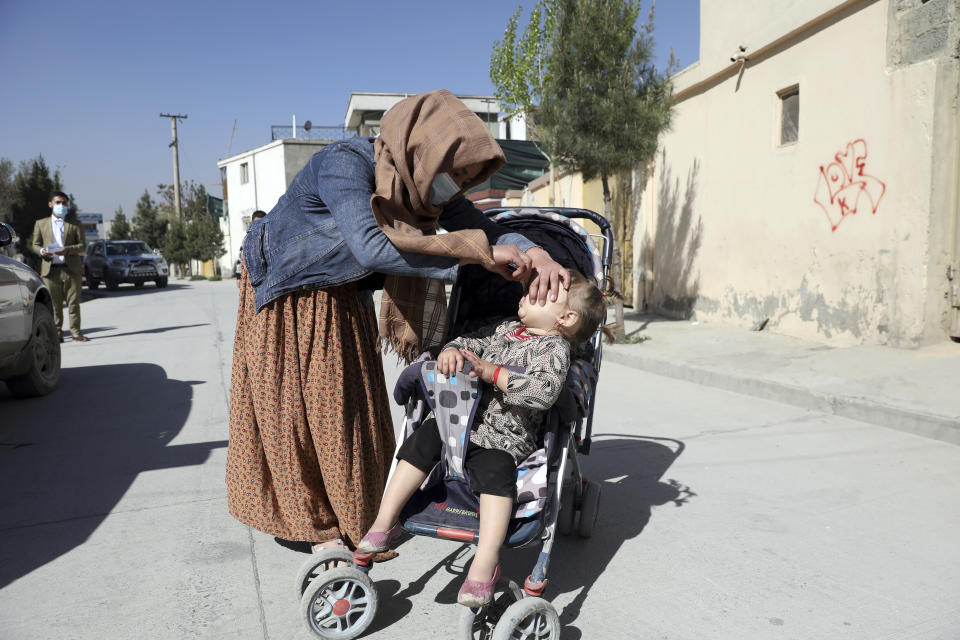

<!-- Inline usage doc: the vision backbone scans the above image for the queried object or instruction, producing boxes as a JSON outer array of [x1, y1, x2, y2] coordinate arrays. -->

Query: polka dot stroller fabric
[[395, 355, 591, 521]]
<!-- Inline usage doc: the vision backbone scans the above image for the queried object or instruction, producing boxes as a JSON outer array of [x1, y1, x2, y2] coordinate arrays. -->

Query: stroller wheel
[[299, 566, 378, 639], [295, 548, 356, 599], [577, 479, 602, 538], [458, 578, 524, 639], [491, 597, 560, 639], [556, 482, 576, 536]]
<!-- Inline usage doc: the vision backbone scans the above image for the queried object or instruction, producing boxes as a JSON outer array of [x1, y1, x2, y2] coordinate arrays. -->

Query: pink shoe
[[355, 521, 403, 554], [457, 564, 501, 608]]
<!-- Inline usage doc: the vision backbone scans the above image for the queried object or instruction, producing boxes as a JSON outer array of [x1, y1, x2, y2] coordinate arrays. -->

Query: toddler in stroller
[[357, 270, 611, 607], [295, 207, 615, 639]]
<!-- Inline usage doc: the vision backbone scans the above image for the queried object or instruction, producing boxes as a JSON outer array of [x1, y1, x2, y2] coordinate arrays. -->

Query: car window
[[106, 242, 151, 256]]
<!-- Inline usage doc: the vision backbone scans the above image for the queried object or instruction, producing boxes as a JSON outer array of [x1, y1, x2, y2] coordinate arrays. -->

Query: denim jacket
[[243, 137, 536, 311]]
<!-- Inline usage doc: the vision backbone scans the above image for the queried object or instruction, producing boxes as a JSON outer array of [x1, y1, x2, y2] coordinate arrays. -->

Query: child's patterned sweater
[[443, 319, 570, 463]]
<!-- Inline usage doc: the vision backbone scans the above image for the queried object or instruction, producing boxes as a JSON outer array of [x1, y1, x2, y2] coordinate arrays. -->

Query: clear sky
[[0, 0, 699, 220]]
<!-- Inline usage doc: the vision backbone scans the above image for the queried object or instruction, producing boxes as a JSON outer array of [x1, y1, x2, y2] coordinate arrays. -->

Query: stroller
[[295, 207, 614, 639]]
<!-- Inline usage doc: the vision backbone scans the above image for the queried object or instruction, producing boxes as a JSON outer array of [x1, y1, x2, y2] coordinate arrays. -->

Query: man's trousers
[[43, 265, 82, 336]]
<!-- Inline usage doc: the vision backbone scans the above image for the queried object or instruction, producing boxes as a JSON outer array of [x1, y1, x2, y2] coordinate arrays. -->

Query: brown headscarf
[[371, 90, 506, 362]]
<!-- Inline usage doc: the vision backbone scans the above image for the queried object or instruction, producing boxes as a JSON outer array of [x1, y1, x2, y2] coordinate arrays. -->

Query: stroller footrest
[[524, 576, 548, 596]]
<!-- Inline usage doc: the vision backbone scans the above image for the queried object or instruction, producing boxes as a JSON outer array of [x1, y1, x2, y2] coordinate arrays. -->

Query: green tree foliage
[[490, 2, 560, 201], [537, 0, 674, 336], [156, 181, 224, 265], [490, 1, 557, 135], [491, 0, 674, 335], [187, 211, 226, 263], [109, 205, 132, 240], [132, 189, 167, 249], [162, 219, 190, 273], [2, 156, 77, 269], [540, 0, 673, 184], [0, 159, 15, 226]]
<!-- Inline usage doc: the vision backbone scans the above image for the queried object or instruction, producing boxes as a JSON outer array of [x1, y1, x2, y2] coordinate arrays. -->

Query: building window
[[240, 162, 249, 184], [778, 86, 799, 145]]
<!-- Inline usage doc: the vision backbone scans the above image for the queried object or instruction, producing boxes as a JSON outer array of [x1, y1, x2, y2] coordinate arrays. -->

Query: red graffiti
[[814, 139, 886, 232]]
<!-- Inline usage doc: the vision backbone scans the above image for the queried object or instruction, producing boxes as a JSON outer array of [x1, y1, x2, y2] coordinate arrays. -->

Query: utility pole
[[160, 113, 188, 221]]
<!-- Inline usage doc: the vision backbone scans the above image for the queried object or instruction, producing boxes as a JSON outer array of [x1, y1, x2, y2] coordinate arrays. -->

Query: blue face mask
[[52, 204, 68, 218], [429, 173, 461, 206]]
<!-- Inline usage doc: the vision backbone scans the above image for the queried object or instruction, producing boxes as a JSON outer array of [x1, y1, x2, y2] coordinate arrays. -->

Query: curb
[[603, 346, 960, 446]]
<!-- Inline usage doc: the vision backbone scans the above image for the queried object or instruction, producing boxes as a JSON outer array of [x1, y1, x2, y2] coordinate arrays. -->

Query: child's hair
[[561, 270, 621, 345]]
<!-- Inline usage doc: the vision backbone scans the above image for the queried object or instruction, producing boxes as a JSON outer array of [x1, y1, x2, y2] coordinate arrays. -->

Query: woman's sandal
[[457, 563, 501, 608], [355, 521, 403, 554], [310, 538, 347, 555]]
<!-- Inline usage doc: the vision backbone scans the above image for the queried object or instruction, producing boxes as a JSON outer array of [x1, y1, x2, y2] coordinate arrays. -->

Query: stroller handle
[[483, 206, 614, 268]]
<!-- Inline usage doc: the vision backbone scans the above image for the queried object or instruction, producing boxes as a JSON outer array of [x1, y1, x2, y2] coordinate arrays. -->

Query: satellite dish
[[303, 120, 312, 131]]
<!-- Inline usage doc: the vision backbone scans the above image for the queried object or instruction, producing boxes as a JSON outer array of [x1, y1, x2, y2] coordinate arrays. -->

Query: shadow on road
[[549, 435, 693, 638], [370, 435, 692, 636], [92, 324, 210, 339], [72, 326, 118, 335], [465, 434, 693, 638], [0, 363, 226, 589], [80, 282, 190, 302]]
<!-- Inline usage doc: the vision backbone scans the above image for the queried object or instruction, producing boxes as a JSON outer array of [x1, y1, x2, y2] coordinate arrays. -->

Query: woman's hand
[[525, 247, 571, 305], [437, 347, 464, 376], [459, 349, 498, 384], [468, 244, 532, 282]]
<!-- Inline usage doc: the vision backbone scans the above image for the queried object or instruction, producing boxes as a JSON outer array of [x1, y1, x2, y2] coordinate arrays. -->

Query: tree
[[4, 156, 77, 270], [155, 182, 224, 271], [132, 189, 166, 249], [490, 1, 560, 203], [186, 209, 225, 264], [110, 205, 132, 240], [162, 219, 190, 275], [0, 159, 15, 227], [538, 0, 674, 336]]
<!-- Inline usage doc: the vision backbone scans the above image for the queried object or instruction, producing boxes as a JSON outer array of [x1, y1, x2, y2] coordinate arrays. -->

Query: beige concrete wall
[[641, 0, 951, 346], [699, 0, 849, 78]]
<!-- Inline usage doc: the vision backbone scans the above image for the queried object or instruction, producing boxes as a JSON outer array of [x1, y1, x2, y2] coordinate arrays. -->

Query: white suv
[[0, 223, 60, 397]]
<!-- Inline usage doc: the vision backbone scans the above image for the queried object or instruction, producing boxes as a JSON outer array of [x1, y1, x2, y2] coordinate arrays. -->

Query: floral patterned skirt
[[226, 274, 395, 546]]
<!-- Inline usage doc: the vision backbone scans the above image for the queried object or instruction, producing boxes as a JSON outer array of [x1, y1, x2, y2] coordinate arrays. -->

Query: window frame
[[776, 85, 800, 147]]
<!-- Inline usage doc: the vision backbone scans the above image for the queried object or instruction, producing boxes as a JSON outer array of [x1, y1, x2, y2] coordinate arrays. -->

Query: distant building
[[344, 91, 527, 141], [78, 213, 103, 245], [216, 138, 332, 276]]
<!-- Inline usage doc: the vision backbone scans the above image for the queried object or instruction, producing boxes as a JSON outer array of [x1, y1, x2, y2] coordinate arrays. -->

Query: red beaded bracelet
[[493, 365, 504, 385]]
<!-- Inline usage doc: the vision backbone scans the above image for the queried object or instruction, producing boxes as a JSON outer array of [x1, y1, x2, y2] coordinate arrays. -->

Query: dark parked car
[[0, 222, 60, 397], [84, 239, 169, 290]]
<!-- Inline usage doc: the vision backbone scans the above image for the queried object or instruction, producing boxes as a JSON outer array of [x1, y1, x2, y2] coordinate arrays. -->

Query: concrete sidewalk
[[605, 311, 960, 445]]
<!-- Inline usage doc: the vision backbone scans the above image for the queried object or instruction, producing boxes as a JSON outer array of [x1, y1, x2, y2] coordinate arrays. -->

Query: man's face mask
[[52, 204, 68, 218], [429, 173, 461, 206]]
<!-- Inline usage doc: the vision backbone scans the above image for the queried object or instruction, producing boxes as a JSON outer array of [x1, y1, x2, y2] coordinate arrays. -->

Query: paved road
[[1, 280, 958, 639]]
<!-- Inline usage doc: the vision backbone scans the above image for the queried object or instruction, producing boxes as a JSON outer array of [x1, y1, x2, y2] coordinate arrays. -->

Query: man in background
[[31, 191, 88, 342], [236, 210, 266, 285]]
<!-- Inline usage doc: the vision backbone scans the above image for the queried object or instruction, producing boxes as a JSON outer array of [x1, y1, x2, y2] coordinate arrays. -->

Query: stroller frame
[[296, 207, 614, 639]]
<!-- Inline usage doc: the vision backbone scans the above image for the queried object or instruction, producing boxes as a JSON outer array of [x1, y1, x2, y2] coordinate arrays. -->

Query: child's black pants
[[397, 417, 517, 498]]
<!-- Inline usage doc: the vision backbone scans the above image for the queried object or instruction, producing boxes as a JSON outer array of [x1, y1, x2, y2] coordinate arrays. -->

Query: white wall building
[[638, 0, 960, 347], [216, 138, 330, 276], [344, 91, 527, 140]]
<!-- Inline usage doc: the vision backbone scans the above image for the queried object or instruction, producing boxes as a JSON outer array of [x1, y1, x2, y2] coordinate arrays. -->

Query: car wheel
[[156, 277, 168, 288], [104, 270, 120, 290], [87, 277, 100, 290], [134, 281, 143, 288], [5, 303, 61, 397]]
